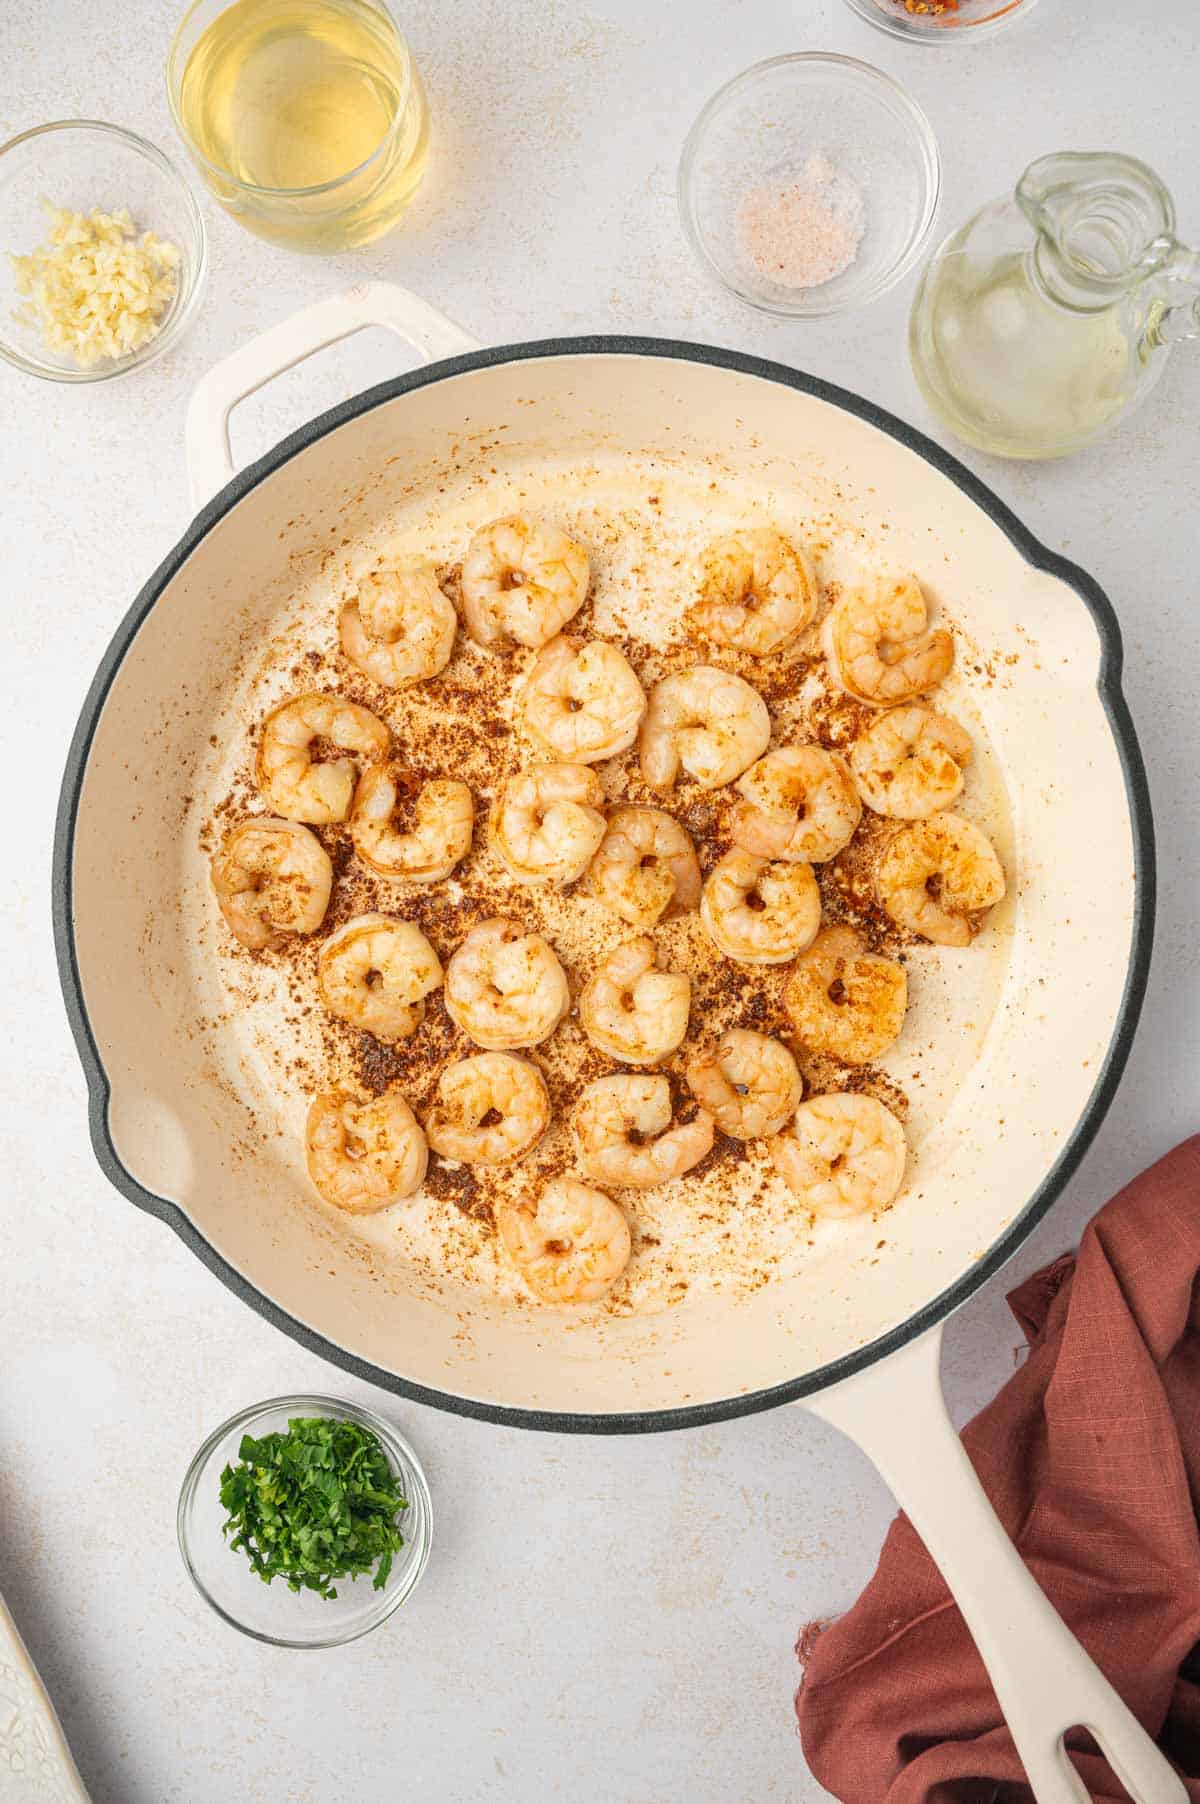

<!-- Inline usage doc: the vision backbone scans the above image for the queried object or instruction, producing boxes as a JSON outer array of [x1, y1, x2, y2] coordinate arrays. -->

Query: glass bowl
[[178, 1395, 432, 1648], [678, 54, 940, 319], [167, 0, 430, 253], [842, 0, 1039, 43], [0, 120, 206, 382]]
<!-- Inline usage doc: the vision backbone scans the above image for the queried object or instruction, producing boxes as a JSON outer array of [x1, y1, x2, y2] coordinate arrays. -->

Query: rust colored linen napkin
[[795, 1135, 1200, 1802]]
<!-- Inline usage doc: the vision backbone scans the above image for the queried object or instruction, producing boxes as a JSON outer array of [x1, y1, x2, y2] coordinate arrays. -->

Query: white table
[[3, 2, 1198, 1798]]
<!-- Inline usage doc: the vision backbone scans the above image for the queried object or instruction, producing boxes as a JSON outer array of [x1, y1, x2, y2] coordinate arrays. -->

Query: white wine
[[174, 0, 428, 251]]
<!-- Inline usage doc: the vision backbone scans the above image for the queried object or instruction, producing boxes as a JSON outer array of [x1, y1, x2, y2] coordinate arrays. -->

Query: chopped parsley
[[219, 1416, 408, 1598]]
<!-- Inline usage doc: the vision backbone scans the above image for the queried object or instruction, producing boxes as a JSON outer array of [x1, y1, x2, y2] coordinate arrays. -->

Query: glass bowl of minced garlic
[[0, 119, 206, 381]]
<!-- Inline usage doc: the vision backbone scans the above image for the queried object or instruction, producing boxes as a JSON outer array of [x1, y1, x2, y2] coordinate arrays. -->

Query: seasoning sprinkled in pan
[[196, 468, 1016, 1319]]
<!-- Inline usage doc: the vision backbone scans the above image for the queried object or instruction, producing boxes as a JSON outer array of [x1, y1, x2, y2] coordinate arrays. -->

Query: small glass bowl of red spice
[[841, 0, 1040, 44], [178, 1395, 432, 1647]]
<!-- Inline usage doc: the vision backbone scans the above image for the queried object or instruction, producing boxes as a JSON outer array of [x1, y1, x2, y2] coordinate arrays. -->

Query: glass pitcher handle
[[1147, 245, 1200, 348]]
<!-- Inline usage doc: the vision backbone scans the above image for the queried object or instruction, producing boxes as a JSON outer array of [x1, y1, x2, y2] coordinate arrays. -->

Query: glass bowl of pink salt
[[678, 54, 940, 318]]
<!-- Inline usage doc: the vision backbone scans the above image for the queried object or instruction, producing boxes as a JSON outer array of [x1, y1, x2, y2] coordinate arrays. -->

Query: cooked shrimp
[[444, 918, 570, 1050], [588, 805, 702, 929], [257, 692, 390, 824], [731, 746, 862, 863], [771, 1093, 906, 1219], [700, 849, 821, 966], [823, 575, 954, 706], [492, 763, 606, 886], [579, 937, 690, 1065], [305, 1087, 427, 1213], [498, 1178, 631, 1305], [849, 705, 973, 819], [424, 1053, 550, 1164], [639, 666, 770, 792], [460, 515, 589, 650], [522, 635, 647, 764], [211, 818, 332, 951], [689, 529, 819, 657], [686, 1030, 802, 1140], [573, 1073, 714, 1189], [784, 926, 907, 1065], [876, 812, 1006, 947], [339, 564, 456, 690], [349, 765, 473, 882], [317, 914, 442, 1043]]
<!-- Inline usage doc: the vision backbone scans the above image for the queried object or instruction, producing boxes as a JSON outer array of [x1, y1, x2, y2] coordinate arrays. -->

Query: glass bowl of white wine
[[167, 0, 429, 253]]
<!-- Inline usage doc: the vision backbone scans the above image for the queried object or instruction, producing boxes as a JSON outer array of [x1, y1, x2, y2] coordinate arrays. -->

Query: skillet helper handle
[[804, 1325, 1186, 1804], [185, 281, 479, 510]]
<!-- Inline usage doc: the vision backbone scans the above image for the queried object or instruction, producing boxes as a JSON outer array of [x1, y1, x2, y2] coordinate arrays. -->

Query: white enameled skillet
[[55, 284, 1170, 1802]]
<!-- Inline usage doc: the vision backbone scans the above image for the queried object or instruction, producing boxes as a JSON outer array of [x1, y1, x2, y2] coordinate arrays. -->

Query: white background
[[2, 1, 1198, 1799]]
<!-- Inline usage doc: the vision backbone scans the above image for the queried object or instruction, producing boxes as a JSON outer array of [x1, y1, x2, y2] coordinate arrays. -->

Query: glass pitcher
[[908, 152, 1199, 459]]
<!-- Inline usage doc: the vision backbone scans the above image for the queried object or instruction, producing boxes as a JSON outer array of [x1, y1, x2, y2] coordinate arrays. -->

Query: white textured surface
[[2, 1, 1199, 1800], [0, 1595, 89, 1802]]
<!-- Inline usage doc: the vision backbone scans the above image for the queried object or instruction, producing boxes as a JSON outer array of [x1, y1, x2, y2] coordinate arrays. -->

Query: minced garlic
[[11, 202, 181, 369]]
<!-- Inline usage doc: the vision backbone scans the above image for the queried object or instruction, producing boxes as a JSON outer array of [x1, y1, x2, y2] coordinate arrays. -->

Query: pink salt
[[737, 153, 866, 292]]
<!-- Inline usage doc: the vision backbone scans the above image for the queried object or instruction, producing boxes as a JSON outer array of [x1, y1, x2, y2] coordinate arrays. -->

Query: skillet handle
[[184, 281, 479, 510], [803, 1325, 1186, 1804]]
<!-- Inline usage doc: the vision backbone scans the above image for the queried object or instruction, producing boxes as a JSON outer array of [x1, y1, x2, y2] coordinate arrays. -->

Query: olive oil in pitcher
[[170, 0, 428, 252], [909, 152, 1200, 459]]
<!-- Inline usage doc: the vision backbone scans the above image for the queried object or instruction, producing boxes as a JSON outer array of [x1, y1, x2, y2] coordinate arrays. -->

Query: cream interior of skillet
[[186, 451, 1016, 1321]]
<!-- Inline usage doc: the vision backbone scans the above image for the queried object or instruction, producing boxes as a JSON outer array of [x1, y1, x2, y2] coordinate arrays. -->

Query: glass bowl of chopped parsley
[[178, 1396, 432, 1646]]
